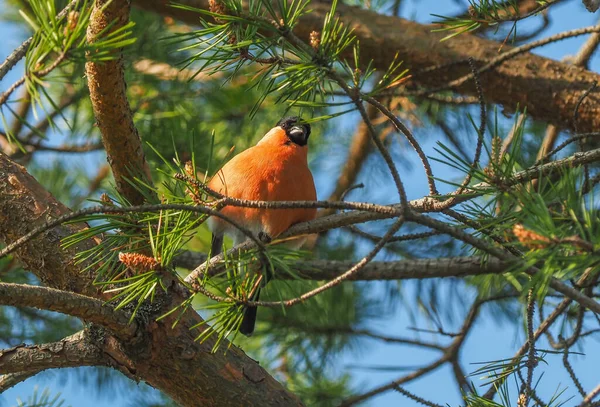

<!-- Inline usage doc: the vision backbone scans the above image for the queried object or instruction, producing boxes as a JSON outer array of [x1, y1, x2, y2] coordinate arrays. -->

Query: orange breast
[[208, 129, 317, 238]]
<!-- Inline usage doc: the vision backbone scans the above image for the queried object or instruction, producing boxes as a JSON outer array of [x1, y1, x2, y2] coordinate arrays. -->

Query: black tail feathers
[[210, 234, 223, 257], [239, 288, 260, 336]]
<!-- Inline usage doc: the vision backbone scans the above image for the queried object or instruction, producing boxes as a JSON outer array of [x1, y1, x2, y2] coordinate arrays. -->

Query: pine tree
[[1, 0, 599, 406]]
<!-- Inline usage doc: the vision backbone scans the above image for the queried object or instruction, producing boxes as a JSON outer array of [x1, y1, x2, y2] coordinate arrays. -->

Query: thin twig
[[580, 384, 600, 407], [393, 385, 444, 407], [364, 95, 437, 196], [347, 226, 442, 244], [523, 289, 536, 407], [412, 25, 600, 97], [328, 71, 409, 206], [482, 269, 595, 399], [535, 133, 600, 165], [0, 203, 266, 260], [342, 298, 483, 406], [562, 340, 586, 398], [0, 52, 67, 108], [437, 58, 486, 208], [573, 81, 597, 188], [0, 0, 79, 81], [192, 216, 407, 308], [408, 212, 600, 315]]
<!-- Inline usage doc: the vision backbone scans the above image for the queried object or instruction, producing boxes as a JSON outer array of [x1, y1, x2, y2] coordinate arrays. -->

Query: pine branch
[[0, 0, 79, 81], [580, 383, 600, 407], [85, 0, 152, 205], [0, 283, 136, 337], [482, 269, 596, 400], [0, 152, 99, 295], [320, 101, 377, 218], [4, 146, 600, 284], [342, 298, 483, 406], [409, 212, 600, 315], [136, 0, 600, 133], [0, 139, 305, 407], [0, 372, 34, 392], [174, 252, 512, 281], [0, 331, 106, 375]]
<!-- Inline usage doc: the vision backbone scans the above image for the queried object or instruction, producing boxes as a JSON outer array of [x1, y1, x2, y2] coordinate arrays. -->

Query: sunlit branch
[[0, 331, 106, 375], [0, 283, 136, 338]]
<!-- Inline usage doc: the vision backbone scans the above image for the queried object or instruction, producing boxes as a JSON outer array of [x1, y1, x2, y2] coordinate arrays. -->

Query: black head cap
[[277, 116, 311, 146]]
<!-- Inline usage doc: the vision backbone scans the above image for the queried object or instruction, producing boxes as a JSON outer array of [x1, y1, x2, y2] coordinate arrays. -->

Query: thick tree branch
[[0, 331, 106, 375], [174, 252, 511, 281], [85, 0, 151, 205], [0, 372, 34, 392], [0, 152, 98, 294], [135, 0, 600, 133], [0, 136, 304, 407], [4, 146, 600, 283], [0, 283, 136, 338]]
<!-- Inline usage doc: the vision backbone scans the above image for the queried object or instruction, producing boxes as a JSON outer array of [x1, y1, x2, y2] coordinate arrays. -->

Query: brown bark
[[0, 152, 98, 294], [0, 152, 304, 405], [0, 372, 34, 392], [135, 0, 600, 134], [83, 4, 302, 400], [0, 283, 135, 337], [0, 331, 106, 374], [85, 0, 151, 205]]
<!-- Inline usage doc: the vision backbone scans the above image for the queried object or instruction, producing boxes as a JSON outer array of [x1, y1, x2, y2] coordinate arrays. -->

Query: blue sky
[[1, 1, 599, 406]]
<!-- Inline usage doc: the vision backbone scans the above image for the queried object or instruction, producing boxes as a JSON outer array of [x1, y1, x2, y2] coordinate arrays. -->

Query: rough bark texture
[[86, 0, 151, 205], [0, 283, 135, 337], [134, 0, 600, 133], [0, 152, 97, 294], [0, 331, 105, 374], [0, 153, 304, 406], [0, 372, 34, 392]]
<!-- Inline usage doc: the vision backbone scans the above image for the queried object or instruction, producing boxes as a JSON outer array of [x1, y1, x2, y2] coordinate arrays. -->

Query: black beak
[[289, 125, 305, 139]]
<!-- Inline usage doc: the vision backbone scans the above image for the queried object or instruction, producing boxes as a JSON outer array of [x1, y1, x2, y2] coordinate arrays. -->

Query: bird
[[207, 116, 317, 336]]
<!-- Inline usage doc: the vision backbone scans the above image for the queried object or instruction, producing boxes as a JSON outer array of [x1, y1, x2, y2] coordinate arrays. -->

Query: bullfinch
[[207, 116, 317, 335]]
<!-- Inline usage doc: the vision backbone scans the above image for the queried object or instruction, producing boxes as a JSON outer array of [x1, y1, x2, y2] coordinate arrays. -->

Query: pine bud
[[63, 11, 79, 36], [100, 193, 112, 205], [209, 0, 226, 15], [513, 224, 551, 249], [184, 161, 195, 177], [119, 252, 160, 273], [310, 31, 321, 50]]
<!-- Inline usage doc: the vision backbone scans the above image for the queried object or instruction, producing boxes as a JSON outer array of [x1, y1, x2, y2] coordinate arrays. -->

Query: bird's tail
[[239, 288, 260, 336], [210, 234, 223, 257]]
